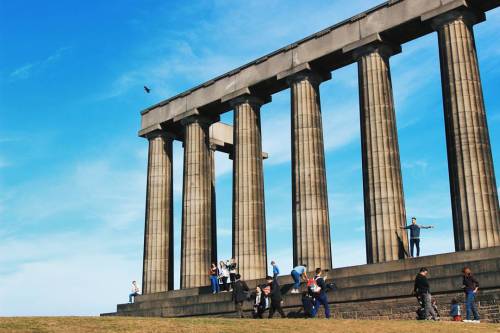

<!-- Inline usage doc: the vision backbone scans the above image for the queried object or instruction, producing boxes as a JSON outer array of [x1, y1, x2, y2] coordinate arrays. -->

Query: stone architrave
[[288, 70, 332, 269], [142, 131, 174, 294], [180, 116, 217, 288], [232, 95, 268, 280], [356, 42, 409, 263], [432, 9, 500, 250]]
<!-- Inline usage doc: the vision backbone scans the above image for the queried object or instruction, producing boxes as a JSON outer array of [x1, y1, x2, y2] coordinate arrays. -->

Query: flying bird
[[144, 86, 151, 93]]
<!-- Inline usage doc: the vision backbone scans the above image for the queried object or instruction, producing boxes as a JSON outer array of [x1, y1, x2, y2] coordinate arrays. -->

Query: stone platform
[[102, 247, 500, 322]]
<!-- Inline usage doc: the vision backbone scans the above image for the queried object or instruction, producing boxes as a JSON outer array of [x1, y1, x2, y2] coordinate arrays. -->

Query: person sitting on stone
[[290, 264, 308, 294], [129, 280, 140, 303]]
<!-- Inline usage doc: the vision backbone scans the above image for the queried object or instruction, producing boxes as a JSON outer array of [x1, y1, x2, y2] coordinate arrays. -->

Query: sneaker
[[463, 320, 471, 323], [472, 320, 480, 324], [291, 289, 298, 294]]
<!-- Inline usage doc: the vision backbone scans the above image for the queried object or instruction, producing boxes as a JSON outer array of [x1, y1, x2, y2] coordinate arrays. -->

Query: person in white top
[[129, 280, 140, 303], [219, 261, 231, 292]]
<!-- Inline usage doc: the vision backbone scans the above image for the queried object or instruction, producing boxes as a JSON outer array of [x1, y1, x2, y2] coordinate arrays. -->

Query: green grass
[[0, 317, 499, 333]]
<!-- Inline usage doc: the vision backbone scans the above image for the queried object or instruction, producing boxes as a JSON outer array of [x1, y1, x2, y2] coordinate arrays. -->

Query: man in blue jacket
[[402, 217, 434, 257]]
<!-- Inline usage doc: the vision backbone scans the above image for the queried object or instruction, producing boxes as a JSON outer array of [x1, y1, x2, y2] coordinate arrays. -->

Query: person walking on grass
[[233, 274, 249, 318], [266, 275, 286, 318], [209, 262, 220, 294], [413, 267, 438, 320], [271, 261, 280, 279], [129, 280, 140, 303], [311, 268, 331, 319], [402, 217, 434, 257], [462, 267, 480, 323], [290, 264, 308, 294]]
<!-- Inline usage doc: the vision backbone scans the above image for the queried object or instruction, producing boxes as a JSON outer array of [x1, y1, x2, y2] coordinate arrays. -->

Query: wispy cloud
[[9, 46, 71, 81]]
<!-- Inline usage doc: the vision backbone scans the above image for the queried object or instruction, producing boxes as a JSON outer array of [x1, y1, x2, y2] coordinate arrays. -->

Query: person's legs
[[409, 239, 415, 257], [268, 305, 275, 318], [210, 276, 217, 293], [465, 292, 473, 320], [291, 271, 300, 290], [415, 239, 421, 257], [424, 293, 436, 319], [320, 294, 331, 318], [471, 294, 480, 320], [235, 302, 244, 318], [129, 293, 133, 303]]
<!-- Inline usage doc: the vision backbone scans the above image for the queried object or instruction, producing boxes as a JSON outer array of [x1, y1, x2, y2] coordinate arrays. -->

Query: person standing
[[271, 261, 280, 279], [402, 217, 434, 257], [266, 276, 286, 318], [462, 267, 480, 323], [129, 280, 140, 303], [232, 273, 249, 318], [290, 264, 308, 294], [219, 261, 230, 292], [311, 268, 331, 319], [228, 258, 238, 286], [413, 267, 438, 320], [209, 262, 220, 294]]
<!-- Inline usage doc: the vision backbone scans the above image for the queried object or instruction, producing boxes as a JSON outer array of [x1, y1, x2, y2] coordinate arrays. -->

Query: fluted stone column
[[232, 95, 267, 280], [142, 131, 174, 294], [181, 116, 217, 288], [357, 43, 409, 263], [288, 71, 332, 269], [432, 10, 500, 250]]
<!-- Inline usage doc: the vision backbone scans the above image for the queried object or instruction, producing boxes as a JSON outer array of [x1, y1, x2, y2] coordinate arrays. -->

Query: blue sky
[[0, 0, 499, 316]]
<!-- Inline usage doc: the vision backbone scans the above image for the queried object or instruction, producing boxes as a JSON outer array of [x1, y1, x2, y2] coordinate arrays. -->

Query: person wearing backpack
[[310, 268, 331, 318]]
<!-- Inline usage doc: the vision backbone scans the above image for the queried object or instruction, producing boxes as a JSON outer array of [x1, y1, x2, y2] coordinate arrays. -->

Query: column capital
[[143, 128, 176, 141], [277, 63, 331, 86], [343, 33, 401, 60], [229, 94, 271, 109], [422, 7, 485, 30], [180, 114, 218, 127]]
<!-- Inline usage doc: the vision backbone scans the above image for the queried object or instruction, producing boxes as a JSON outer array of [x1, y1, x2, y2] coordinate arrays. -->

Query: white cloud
[[9, 47, 71, 81]]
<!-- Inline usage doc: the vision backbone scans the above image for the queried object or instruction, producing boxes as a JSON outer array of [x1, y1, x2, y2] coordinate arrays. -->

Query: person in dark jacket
[[401, 217, 434, 257], [232, 274, 249, 318], [413, 267, 437, 320], [301, 291, 315, 318], [462, 267, 480, 322], [266, 276, 286, 318], [311, 268, 331, 318]]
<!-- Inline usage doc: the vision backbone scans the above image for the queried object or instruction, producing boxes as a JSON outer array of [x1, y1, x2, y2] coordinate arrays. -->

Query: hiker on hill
[[267, 275, 286, 318], [462, 267, 480, 323], [233, 274, 249, 318], [290, 264, 308, 294], [413, 267, 438, 320], [129, 281, 140, 303], [401, 217, 434, 257], [310, 268, 331, 319]]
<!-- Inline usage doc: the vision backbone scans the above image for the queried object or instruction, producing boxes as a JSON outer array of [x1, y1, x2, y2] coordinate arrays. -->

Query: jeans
[[421, 292, 437, 320], [312, 293, 330, 318], [210, 275, 220, 293], [410, 238, 420, 257], [465, 291, 480, 320], [129, 292, 139, 303], [291, 270, 301, 289]]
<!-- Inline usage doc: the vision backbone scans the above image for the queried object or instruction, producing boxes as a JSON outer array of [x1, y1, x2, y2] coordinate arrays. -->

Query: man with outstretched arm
[[402, 217, 434, 257]]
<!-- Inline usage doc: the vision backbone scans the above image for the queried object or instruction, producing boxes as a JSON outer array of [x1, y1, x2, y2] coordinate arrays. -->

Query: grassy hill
[[0, 317, 498, 333]]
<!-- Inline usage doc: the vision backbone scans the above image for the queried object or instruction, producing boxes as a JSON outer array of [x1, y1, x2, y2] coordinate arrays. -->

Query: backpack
[[307, 277, 322, 294]]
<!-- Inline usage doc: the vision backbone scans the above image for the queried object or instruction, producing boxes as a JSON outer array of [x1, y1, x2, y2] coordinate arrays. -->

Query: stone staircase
[[102, 247, 500, 322]]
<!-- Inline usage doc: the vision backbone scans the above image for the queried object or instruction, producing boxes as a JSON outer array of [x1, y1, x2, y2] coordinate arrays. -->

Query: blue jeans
[[291, 270, 301, 289], [312, 293, 331, 318], [465, 291, 480, 320], [210, 275, 220, 293], [129, 292, 139, 303]]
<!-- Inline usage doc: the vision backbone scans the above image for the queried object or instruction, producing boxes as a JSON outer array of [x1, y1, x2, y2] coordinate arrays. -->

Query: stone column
[[232, 95, 267, 280], [180, 116, 217, 288], [142, 131, 174, 294], [432, 10, 500, 250], [288, 71, 332, 269], [357, 43, 409, 263]]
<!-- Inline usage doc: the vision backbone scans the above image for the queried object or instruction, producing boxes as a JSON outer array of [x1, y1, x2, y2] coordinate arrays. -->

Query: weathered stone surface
[[106, 247, 500, 322], [180, 116, 217, 288], [142, 132, 174, 294], [232, 95, 267, 280], [288, 70, 331, 270], [432, 9, 500, 251], [357, 43, 408, 264]]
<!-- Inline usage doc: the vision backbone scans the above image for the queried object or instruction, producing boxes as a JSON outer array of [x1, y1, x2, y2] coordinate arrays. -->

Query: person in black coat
[[266, 275, 286, 318], [232, 274, 249, 318], [413, 267, 437, 320]]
